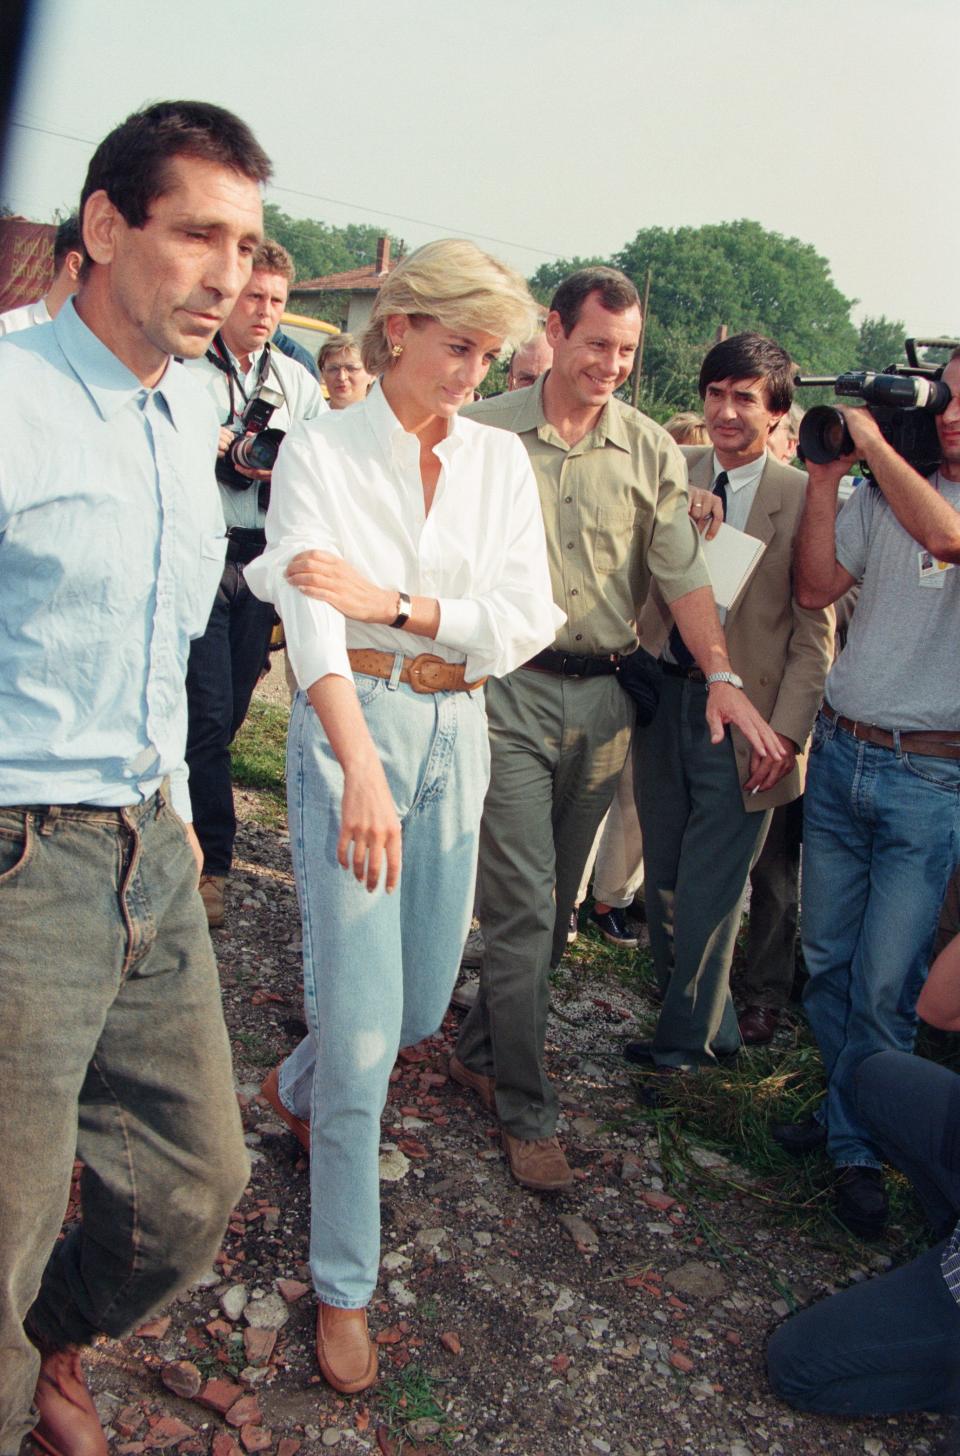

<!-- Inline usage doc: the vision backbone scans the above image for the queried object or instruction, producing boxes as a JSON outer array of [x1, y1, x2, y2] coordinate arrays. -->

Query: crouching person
[[767, 933, 960, 1418]]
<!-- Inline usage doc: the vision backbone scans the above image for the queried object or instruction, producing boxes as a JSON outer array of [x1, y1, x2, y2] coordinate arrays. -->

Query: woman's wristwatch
[[390, 591, 412, 629], [705, 671, 744, 689]]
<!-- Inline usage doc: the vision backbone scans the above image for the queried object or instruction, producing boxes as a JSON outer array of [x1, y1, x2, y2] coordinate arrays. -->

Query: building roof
[[293, 263, 391, 294]]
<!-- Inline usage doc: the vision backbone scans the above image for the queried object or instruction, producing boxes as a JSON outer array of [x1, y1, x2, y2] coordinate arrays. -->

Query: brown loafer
[[32, 1347, 108, 1456], [501, 1131, 573, 1192], [316, 1302, 378, 1394], [448, 1054, 496, 1113], [738, 1005, 780, 1046], [260, 1065, 310, 1153]]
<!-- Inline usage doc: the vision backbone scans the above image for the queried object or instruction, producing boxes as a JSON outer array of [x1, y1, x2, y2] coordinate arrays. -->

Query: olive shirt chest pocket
[[593, 506, 640, 573]]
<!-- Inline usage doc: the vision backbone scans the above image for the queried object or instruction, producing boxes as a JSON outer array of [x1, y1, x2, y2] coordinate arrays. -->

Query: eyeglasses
[[323, 363, 363, 376]]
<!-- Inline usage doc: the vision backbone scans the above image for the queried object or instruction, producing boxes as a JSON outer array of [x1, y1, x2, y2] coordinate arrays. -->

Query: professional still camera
[[795, 338, 958, 478], [215, 383, 286, 493]]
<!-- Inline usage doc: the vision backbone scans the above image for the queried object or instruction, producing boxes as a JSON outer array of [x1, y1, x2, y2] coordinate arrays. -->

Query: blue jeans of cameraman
[[801, 710, 960, 1167], [768, 1049, 960, 1416], [185, 541, 276, 876]]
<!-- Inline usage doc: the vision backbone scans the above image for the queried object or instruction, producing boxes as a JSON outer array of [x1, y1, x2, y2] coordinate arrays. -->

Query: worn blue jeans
[[279, 673, 489, 1308], [768, 1050, 960, 1416], [0, 791, 249, 1455], [801, 711, 960, 1167]]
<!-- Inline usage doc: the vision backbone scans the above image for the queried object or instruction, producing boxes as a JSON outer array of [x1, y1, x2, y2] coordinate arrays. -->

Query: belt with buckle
[[822, 702, 960, 760], [347, 649, 486, 694], [522, 648, 620, 678]]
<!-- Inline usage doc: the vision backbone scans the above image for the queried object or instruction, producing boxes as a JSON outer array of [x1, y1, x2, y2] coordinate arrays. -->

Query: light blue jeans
[[279, 672, 490, 1308], [801, 711, 960, 1168]]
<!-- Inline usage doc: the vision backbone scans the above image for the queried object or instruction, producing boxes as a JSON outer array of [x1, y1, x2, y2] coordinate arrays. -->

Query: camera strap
[[205, 333, 280, 425]]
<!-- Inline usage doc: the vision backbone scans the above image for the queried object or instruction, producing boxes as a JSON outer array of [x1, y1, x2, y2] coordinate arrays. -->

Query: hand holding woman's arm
[[305, 674, 402, 893]]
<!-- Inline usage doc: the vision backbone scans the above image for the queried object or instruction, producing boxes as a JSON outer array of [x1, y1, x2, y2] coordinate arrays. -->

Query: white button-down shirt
[[245, 381, 564, 688]]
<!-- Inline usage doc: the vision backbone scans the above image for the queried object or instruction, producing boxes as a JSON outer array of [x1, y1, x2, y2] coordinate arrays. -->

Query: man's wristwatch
[[390, 591, 412, 629], [705, 671, 744, 690]]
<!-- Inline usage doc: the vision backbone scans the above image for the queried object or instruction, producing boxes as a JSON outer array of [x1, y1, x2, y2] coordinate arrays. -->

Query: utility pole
[[630, 266, 652, 410]]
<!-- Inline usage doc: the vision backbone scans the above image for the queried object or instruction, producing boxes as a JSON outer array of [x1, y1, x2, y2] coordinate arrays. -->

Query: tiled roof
[[293, 263, 394, 294]]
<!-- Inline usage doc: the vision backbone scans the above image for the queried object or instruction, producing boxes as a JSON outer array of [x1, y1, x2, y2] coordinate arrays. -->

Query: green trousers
[[455, 669, 632, 1138]]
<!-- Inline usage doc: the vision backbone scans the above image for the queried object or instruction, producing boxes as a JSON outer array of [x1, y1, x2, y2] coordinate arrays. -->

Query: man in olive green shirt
[[451, 267, 783, 1192]]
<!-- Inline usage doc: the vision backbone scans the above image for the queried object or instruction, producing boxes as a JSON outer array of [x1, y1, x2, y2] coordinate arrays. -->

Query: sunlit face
[[545, 292, 641, 412], [936, 357, 960, 477], [703, 375, 783, 468], [79, 153, 263, 384], [385, 316, 502, 424], [322, 345, 374, 408], [221, 269, 288, 361], [767, 413, 800, 464], [507, 335, 553, 391]]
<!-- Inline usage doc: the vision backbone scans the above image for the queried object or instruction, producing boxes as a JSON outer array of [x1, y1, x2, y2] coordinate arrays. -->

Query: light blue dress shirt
[[0, 300, 226, 818]]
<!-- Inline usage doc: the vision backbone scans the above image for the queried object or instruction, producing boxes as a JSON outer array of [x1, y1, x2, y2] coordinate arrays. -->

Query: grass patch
[[231, 700, 288, 827], [377, 1363, 455, 1449]]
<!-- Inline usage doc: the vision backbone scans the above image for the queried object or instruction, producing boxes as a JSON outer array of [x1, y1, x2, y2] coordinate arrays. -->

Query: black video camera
[[795, 338, 958, 478], [215, 383, 286, 492]]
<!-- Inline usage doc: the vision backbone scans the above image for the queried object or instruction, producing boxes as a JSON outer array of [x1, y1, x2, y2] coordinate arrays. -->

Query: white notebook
[[700, 523, 766, 610]]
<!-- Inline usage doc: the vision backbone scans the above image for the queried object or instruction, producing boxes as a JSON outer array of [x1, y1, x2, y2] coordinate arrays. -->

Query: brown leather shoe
[[316, 1302, 378, 1394], [260, 1065, 310, 1153], [198, 873, 225, 929], [738, 1005, 780, 1045], [31, 1347, 108, 1456], [501, 1131, 573, 1191], [448, 1054, 496, 1113]]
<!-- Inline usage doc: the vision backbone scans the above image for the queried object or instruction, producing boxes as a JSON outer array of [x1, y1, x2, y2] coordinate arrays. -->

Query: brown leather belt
[[822, 702, 960, 760], [347, 648, 486, 694]]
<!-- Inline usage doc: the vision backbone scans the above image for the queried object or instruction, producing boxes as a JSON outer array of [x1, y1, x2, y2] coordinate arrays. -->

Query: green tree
[[855, 314, 907, 372], [614, 221, 859, 408], [262, 205, 402, 284]]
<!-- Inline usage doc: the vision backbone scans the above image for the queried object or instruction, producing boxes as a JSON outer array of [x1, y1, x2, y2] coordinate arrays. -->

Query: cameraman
[[185, 239, 325, 926], [775, 349, 960, 1239]]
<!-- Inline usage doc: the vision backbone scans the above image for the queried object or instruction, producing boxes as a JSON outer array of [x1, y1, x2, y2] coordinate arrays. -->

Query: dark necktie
[[666, 471, 729, 668]]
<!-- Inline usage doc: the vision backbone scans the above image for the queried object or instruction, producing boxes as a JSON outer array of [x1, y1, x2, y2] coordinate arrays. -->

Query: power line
[[7, 117, 562, 261]]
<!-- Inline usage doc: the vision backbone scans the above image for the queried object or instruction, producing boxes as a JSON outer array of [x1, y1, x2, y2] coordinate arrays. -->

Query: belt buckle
[[408, 653, 447, 693]]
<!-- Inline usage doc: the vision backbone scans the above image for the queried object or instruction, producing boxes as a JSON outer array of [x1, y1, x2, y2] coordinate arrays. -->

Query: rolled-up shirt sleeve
[[434, 436, 565, 679], [245, 388, 564, 691], [244, 425, 353, 691]]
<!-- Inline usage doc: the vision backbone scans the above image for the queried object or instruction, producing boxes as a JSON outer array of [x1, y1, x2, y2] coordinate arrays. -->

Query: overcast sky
[[5, 0, 958, 342]]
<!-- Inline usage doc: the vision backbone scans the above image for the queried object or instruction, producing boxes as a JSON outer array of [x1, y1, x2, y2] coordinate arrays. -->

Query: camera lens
[[231, 426, 286, 474], [798, 406, 855, 465]]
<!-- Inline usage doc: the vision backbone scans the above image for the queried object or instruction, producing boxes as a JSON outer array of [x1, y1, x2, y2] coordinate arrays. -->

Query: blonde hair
[[663, 411, 710, 446], [361, 239, 539, 376], [317, 332, 361, 371]]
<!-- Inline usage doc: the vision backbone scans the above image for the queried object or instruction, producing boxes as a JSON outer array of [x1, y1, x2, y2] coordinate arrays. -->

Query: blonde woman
[[317, 331, 374, 408], [246, 240, 561, 1394]]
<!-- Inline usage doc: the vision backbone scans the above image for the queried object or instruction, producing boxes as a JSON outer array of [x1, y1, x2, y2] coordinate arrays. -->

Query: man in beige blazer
[[628, 333, 833, 1075]]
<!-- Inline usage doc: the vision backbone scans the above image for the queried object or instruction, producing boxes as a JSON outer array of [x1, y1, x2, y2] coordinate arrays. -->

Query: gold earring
[[391, 343, 403, 357]]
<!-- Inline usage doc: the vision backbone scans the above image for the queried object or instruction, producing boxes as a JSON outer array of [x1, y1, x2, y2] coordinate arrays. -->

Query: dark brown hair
[[698, 332, 794, 414], [79, 100, 272, 232], [549, 266, 640, 335]]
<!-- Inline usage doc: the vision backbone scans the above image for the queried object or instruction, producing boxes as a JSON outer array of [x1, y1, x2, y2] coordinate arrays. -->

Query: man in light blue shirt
[[0, 101, 270, 1456]]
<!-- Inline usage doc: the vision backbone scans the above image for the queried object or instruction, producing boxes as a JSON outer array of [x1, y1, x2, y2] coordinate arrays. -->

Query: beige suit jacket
[[637, 447, 834, 812]]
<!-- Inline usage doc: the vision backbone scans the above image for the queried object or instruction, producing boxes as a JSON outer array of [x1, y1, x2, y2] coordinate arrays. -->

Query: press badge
[[918, 549, 955, 587]]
